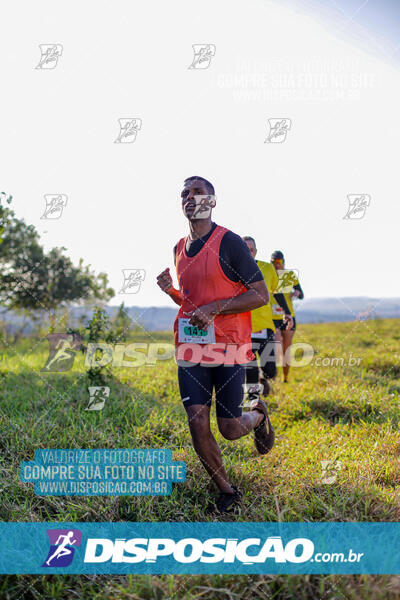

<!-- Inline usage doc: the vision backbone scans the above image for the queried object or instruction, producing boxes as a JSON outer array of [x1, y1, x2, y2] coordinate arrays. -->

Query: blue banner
[[19, 449, 186, 496], [0, 522, 399, 574]]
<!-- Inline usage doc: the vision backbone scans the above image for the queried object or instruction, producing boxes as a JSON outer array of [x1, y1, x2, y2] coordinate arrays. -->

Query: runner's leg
[[214, 364, 264, 441], [178, 364, 235, 493], [259, 329, 277, 381], [245, 338, 261, 385], [282, 328, 295, 382]]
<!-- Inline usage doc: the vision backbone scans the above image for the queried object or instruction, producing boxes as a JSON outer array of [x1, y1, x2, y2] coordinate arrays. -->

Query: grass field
[[1, 319, 400, 599]]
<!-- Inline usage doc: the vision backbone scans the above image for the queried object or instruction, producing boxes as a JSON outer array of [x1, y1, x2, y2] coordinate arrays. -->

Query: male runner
[[157, 176, 273, 513], [242, 237, 293, 395], [271, 250, 304, 382]]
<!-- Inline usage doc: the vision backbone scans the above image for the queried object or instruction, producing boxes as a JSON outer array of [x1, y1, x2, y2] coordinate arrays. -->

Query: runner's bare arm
[[187, 280, 268, 329], [291, 283, 304, 299], [274, 292, 294, 330], [156, 267, 182, 306]]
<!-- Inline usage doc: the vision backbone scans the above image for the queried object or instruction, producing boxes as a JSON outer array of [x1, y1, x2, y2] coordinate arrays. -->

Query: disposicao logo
[[83, 536, 314, 564], [42, 529, 82, 567]]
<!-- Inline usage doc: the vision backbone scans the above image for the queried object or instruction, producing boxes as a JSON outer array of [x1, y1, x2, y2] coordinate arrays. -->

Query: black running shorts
[[246, 328, 277, 383], [273, 317, 296, 331], [177, 363, 245, 419]]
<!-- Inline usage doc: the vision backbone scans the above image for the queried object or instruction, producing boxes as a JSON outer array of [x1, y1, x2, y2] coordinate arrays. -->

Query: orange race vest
[[173, 225, 253, 365]]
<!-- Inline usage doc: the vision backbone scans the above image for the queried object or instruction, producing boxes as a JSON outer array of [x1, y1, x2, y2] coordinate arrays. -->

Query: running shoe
[[215, 484, 242, 514], [260, 377, 270, 397], [250, 397, 275, 454]]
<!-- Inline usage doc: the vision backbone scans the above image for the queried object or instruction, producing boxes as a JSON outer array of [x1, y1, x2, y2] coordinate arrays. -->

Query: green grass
[[1, 319, 400, 598]]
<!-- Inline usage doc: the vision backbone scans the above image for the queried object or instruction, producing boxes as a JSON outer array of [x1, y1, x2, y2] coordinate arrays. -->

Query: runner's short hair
[[243, 236, 256, 248], [184, 176, 215, 196], [271, 250, 284, 261]]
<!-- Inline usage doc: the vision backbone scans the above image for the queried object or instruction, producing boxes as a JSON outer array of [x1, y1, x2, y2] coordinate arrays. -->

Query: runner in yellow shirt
[[270, 250, 304, 383], [243, 238, 293, 397]]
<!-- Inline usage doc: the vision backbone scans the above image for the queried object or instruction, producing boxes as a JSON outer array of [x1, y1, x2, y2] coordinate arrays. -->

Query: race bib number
[[272, 305, 284, 316], [178, 318, 216, 344], [251, 329, 267, 339]]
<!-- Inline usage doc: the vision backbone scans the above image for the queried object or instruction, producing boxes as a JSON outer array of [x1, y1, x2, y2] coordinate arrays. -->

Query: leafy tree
[[83, 306, 119, 387], [0, 194, 114, 329], [111, 302, 133, 342]]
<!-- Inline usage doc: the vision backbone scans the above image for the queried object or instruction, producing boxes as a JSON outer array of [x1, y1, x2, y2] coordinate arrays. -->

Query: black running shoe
[[250, 398, 275, 454], [260, 377, 270, 397], [215, 485, 242, 514]]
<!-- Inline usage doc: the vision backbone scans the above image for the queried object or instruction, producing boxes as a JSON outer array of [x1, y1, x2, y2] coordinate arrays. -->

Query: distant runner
[[242, 237, 293, 396], [157, 176, 274, 514], [271, 250, 304, 383]]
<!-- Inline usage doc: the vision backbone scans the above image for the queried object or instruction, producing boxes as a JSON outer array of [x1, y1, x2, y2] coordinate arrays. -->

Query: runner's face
[[273, 258, 284, 270], [181, 181, 214, 221], [245, 239, 257, 258]]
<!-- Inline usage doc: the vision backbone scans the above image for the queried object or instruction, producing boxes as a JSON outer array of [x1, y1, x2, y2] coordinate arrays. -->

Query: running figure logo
[[119, 269, 146, 294], [42, 529, 82, 567], [41, 194, 68, 219], [275, 269, 299, 294], [343, 194, 371, 219], [320, 460, 342, 485], [35, 44, 63, 69], [241, 383, 264, 408], [86, 386, 110, 411], [114, 118, 142, 143], [265, 118, 292, 143], [191, 195, 217, 219], [42, 333, 82, 372], [188, 44, 216, 69]]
